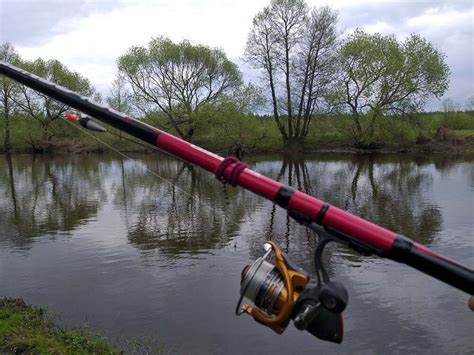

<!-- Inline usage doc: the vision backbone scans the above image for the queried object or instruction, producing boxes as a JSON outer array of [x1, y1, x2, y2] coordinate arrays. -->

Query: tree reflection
[[0, 154, 106, 248], [343, 155, 442, 245], [248, 154, 445, 274], [0, 152, 451, 264], [116, 155, 256, 257]]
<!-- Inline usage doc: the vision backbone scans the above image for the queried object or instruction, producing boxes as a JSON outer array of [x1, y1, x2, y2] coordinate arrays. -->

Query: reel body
[[237, 241, 309, 334], [237, 240, 348, 343]]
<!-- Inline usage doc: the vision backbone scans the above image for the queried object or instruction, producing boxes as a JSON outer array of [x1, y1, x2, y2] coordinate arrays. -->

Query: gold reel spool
[[236, 241, 309, 333]]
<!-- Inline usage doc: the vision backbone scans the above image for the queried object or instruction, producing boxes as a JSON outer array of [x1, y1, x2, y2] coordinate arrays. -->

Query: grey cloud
[[417, 22, 472, 108], [0, 0, 122, 46], [238, 1, 473, 110], [2, 0, 471, 106], [335, 1, 473, 109], [338, 1, 472, 31]]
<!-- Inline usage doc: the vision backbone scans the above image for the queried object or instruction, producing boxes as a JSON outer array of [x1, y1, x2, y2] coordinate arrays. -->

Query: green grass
[[1, 110, 474, 153], [454, 129, 474, 138], [0, 298, 119, 354]]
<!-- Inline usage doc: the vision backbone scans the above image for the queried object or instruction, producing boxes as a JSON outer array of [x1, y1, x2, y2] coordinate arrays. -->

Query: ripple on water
[[1, 153, 473, 354]]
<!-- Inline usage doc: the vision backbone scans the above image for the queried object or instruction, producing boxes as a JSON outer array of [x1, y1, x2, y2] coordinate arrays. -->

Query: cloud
[[0, 0, 122, 46], [403, 6, 474, 108], [332, 1, 474, 107], [1, 0, 472, 107], [3, 0, 276, 93]]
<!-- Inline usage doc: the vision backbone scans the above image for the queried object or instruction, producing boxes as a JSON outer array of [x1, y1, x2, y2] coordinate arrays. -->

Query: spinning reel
[[236, 235, 348, 343]]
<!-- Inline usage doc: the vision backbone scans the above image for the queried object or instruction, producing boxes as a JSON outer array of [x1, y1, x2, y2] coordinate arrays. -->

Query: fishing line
[[106, 127, 192, 166], [62, 118, 220, 215], [1, 61, 472, 338]]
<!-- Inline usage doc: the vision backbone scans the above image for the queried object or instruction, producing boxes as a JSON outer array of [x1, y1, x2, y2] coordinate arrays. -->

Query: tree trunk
[[164, 111, 186, 139], [368, 112, 379, 142], [268, 62, 288, 141], [4, 115, 11, 152], [6, 153, 18, 219], [285, 54, 293, 139], [353, 114, 362, 134], [185, 127, 195, 141], [3, 96, 11, 153]]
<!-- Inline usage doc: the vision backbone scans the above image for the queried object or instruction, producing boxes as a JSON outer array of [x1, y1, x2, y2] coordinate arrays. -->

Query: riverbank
[[0, 298, 118, 354], [3, 135, 474, 156], [2, 111, 474, 156]]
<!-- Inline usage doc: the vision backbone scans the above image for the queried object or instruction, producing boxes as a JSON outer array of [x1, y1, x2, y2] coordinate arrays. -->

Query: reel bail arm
[[237, 231, 349, 343]]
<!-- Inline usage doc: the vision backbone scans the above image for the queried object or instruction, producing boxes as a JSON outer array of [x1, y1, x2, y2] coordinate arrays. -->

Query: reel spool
[[236, 241, 309, 334], [236, 240, 348, 343]]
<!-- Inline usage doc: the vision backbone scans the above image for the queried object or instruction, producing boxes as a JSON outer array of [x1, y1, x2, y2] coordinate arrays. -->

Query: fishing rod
[[1, 60, 472, 343]]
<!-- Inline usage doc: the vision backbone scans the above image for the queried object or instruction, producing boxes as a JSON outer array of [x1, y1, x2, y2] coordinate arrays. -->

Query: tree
[[245, 1, 338, 143], [0, 43, 21, 152], [118, 37, 242, 140], [106, 73, 134, 140], [465, 95, 474, 112], [441, 97, 456, 127], [194, 84, 266, 158], [337, 29, 450, 146], [442, 98, 455, 113], [14, 58, 96, 140], [107, 72, 134, 115]]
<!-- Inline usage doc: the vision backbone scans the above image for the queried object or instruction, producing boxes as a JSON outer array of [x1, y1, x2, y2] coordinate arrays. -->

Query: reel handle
[[318, 281, 348, 314]]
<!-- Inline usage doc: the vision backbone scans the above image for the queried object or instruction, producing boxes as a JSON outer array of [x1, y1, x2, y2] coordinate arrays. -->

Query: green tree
[[0, 43, 21, 152], [337, 29, 449, 146], [194, 84, 266, 157], [118, 37, 242, 140], [14, 58, 96, 140], [441, 97, 456, 126], [107, 72, 135, 141], [245, 1, 338, 143], [465, 95, 474, 112], [107, 72, 134, 115]]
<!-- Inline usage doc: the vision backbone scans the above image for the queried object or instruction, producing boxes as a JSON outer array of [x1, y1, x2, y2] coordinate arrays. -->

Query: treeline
[[1, 0, 474, 154]]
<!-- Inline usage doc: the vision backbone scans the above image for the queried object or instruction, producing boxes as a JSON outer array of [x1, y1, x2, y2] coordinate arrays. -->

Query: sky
[[0, 0, 473, 110]]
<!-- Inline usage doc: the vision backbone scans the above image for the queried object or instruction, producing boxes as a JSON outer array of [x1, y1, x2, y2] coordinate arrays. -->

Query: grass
[[0, 298, 119, 354], [454, 129, 474, 138], [1, 110, 474, 154]]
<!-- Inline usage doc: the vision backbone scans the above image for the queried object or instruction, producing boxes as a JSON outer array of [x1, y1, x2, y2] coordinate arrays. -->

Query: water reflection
[[243, 155, 444, 273], [0, 153, 448, 256], [0, 154, 105, 248], [343, 155, 443, 245], [0, 152, 472, 353], [115, 158, 254, 257]]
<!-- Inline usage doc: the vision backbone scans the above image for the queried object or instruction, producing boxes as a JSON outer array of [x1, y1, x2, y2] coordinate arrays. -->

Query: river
[[0, 153, 473, 354]]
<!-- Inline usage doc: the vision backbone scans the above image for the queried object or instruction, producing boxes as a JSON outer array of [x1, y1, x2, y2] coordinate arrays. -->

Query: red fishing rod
[[1, 61, 472, 343]]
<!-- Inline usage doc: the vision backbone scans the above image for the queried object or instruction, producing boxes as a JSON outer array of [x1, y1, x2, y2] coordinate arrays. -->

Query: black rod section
[[0, 61, 159, 145]]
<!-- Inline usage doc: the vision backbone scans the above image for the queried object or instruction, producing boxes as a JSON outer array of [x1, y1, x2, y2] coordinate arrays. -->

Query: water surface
[[0, 153, 473, 354]]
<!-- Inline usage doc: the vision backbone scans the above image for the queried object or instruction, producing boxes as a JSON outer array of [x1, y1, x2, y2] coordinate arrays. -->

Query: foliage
[[245, 0, 338, 143], [107, 72, 134, 115], [14, 58, 97, 140], [336, 29, 450, 146], [426, 111, 474, 131], [2, 109, 474, 154], [465, 95, 474, 111], [0, 298, 118, 354], [0, 43, 21, 152], [118, 37, 242, 140], [0, 23, 466, 154], [192, 84, 274, 155], [441, 97, 456, 113]]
